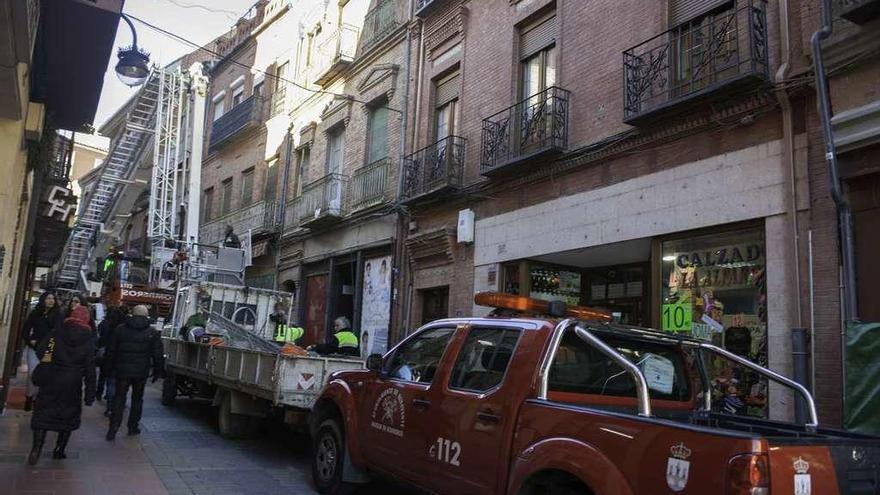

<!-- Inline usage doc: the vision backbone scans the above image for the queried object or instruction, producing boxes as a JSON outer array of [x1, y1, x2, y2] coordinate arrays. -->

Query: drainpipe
[[392, 0, 414, 343], [812, 0, 859, 422], [776, 0, 810, 419], [273, 128, 294, 290], [811, 0, 858, 324]]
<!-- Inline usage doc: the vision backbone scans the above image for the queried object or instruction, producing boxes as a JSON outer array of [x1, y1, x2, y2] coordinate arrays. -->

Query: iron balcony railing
[[47, 132, 74, 181], [623, 1, 769, 124], [294, 173, 349, 227], [480, 86, 570, 175], [351, 157, 391, 211], [210, 95, 262, 150], [314, 24, 359, 86], [359, 0, 402, 54], [200, 200, 273, 246], [837, 0, 880, 23], [415, 0, 442, 17], [402, 135, 465, 201]]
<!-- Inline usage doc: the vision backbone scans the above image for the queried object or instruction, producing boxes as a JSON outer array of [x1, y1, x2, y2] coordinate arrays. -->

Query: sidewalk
[[0, 369, 318, 495]]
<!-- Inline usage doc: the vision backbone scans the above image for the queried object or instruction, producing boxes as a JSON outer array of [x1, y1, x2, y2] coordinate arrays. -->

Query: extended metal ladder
[[55, 72, 162, 289]]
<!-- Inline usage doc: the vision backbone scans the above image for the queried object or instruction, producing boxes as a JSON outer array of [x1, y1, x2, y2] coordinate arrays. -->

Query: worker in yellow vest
[[309, 316, 359, 357], [269, 302, 304, 345], [274, 323, 304, 344]]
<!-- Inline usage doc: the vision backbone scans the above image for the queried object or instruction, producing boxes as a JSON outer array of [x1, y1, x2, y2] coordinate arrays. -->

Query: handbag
[[30, 336, 55, 387]]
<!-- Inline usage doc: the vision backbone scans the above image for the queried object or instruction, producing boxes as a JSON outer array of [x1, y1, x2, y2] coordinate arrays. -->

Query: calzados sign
[[120, 284, 174, 303], [674, 243, 763, 269]]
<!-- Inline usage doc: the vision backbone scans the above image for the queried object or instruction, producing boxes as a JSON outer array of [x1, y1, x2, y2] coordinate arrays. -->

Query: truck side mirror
[[366, 353, 383, 372]]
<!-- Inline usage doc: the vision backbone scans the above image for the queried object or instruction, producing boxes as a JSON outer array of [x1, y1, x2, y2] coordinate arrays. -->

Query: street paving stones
[[0, 376, 413, 494]]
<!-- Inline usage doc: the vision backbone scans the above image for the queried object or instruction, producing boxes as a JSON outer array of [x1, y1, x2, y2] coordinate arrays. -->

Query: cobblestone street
[[0, 372, 412, 495]]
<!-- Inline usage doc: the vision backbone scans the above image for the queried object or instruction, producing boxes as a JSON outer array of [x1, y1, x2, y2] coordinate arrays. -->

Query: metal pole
[[791, 327, 810, 424], [185, 63, 209, 245]]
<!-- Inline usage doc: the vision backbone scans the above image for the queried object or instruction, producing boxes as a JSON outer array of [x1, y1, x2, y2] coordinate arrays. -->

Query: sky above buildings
[[94, 0, 259, 128]]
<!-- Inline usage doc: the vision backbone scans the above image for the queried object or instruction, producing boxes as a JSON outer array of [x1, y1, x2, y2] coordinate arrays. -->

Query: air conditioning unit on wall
[[457, 209, 474, 244]]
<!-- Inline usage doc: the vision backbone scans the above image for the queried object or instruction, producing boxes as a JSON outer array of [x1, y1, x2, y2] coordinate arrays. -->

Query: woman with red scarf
[[28, 305, 96, 465]]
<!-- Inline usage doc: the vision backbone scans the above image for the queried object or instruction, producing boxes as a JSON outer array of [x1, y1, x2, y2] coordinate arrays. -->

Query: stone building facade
[[396, 0, 880, 425], [275, 0, 410, 356]]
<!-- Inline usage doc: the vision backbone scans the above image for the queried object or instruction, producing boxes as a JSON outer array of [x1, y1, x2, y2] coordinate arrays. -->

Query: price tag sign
[[662, 301, 693, 332]]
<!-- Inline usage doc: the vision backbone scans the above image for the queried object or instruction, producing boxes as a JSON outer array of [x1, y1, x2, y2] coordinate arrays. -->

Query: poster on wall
[[360, 255, 392, 357]]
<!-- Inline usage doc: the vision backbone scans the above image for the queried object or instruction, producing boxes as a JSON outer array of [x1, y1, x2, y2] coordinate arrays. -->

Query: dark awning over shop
[[30, 0, 124, 130]]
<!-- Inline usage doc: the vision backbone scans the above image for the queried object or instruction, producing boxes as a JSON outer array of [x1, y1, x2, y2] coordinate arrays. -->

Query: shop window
[[386, 327, 456, 383], [420, 286, 449, 324], [661, 226, 767, 417], [449, 328, 520, 392]]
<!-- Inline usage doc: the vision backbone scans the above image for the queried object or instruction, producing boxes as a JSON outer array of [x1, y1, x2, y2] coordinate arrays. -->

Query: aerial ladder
[[55, 72, 162, 289]]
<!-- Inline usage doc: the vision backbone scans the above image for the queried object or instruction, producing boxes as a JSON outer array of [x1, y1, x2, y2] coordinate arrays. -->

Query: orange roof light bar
[[474, 292, 613, 322]]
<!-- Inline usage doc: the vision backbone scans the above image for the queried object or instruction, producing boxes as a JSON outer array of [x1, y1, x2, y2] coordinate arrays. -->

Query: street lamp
[[115, 14, 150, 87]]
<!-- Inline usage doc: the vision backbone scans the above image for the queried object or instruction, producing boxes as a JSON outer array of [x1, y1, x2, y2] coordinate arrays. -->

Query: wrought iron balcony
[[480, 86, 570, 175], [359, 0, 402, 55], [415, 0, 443, 17], [623, 1, 769, 125], [313, 24, 359, 86], [293, 173, 349, 229], [209, 95, 263, 151], [402, 136, 465, 203], [838, 0, 880, 23], [351, 157, 391, 211], [200, 200, 275, 246]]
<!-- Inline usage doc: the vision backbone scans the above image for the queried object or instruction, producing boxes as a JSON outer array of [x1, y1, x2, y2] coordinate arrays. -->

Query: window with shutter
[[327, 129, 345, 174], [241, 169, 255, 206], [520, 14, 556, 60], [669, 0, 732, 25], [265, 159, 278, 202], [367, 106, 389, 164], [221, 178, 233, 215]]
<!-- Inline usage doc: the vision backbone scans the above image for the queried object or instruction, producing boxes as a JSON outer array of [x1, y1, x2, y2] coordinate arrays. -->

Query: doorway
[[420, 286, 449, 325], [304, 274, 328, 346]]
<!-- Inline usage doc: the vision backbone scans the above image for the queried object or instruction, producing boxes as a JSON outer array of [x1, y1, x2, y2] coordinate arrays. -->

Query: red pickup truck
[[310, 293, 880, 495]]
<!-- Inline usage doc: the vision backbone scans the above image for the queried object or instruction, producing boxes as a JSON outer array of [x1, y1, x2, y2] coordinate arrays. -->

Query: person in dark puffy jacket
[[22, 291, 62, 411], [28, 305, 96, 465], [104, 305, 164, 440]]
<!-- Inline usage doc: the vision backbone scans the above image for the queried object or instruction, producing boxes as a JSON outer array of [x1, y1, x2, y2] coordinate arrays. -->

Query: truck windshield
[[548, 330, 692, 402]]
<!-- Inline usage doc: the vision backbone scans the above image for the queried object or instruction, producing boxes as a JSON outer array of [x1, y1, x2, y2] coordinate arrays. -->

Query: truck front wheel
[[312, 419, 352, 494]]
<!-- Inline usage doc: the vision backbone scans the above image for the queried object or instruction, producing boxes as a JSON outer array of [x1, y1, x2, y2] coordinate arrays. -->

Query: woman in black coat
[[22, 291, 62, 411], [28, 305, 96, 465]]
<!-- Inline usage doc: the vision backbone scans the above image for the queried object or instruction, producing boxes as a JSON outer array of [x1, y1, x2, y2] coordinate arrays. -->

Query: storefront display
[[660, 227, 768, 418], [529, 266, 581, 306]]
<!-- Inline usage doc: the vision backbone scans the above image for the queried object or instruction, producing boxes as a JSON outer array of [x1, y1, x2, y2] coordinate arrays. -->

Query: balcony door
[[432, 72, 459, 187], [326, 128, 345, 214], [519, 14, 557, 156], [669, 1, 737, 98]]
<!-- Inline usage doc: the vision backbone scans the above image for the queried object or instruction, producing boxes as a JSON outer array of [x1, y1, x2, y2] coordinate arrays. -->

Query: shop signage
[[662, 300, 692, 332], [44, 185, 76, 222], [674, 243, 763, 269]]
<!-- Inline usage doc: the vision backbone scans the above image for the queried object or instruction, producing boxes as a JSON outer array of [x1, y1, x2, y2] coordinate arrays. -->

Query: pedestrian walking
[[96, 306, 128, 415], [105, 305, 164, 440], [27, 305, 96, 465], [65, 294, 96, 332], [21, 291, 63, 411]]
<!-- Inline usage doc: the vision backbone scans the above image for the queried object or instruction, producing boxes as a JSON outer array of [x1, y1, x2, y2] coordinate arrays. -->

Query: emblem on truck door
[[666, 442, 692, 492], [370, 388, 405, 437], [793, 457, 811, 495]]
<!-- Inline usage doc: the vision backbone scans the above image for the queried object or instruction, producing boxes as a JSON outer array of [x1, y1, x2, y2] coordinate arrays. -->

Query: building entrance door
[[304, 274, 328, 346]]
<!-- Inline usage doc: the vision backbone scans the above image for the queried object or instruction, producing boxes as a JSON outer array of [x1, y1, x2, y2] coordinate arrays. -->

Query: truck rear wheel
[[217, 393, 251, 439], [161, 372, 176, 406], [312, 419, 353, 495]]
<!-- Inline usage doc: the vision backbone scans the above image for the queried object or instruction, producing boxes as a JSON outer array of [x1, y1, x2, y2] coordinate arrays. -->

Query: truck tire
[[312, 419, 353, 495], [161, 372, 176, 406], [218, 393, 250, 439]]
